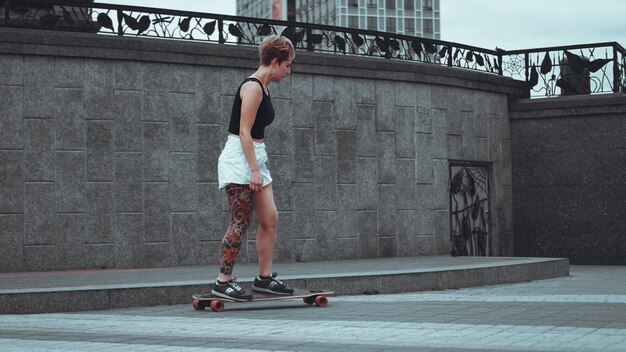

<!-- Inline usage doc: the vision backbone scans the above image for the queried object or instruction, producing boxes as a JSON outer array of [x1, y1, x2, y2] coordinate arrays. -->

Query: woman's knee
[[259, 209, 278, 229]]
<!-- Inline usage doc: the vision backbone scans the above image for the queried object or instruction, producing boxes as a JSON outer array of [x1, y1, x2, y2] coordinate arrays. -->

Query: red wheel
[[303, 296, 315, 305], [314, 295, 328, 307], [210, 300, 225, 312], [192, 299, 205, 311]]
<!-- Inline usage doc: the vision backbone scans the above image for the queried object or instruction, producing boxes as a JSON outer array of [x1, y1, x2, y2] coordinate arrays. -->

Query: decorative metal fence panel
[[449, 163, 490, 257], [1, 1, 625, 94]]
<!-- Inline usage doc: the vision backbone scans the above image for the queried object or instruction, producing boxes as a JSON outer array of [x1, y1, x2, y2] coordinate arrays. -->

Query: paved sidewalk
[[0, 256, 568, 313], [0, 265, 624, 352]]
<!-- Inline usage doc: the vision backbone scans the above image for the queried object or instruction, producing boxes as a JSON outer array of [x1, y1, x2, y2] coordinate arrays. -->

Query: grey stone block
[[144, 243, 172, 268], [143, 122, 170, 182], [144, 182, 170, 243], [379, 236, 397, 257], [337, 237, 358, 260], [313, 75, 334, 101], [275, 211, 294, 262], [461, 111, 476, 160], [114, 90, 143, 151], [291, 74, 313, 128], [447, 108, 463, 135], [271, 182, 293, 212], [0, 86, 23, 149], [431, 108, 448, 159], [24, 245, 57, 272], [24, 119, 54, 181], [55, 151, 85, 213], [395, 81, 416, 107], [114, 61, 143, 90], [313, 101, 335, 156], [197, 182, 223, 242], [170, 153, 196, 212], [220, 95, 235, 127], [197, 124, 222, 182], [168, 64, 196, 94], [447, 134, 463, 160], [313, 211, 338, 260], [86, 120, 114, 181], [415, 133, 433, 183], [86, 182, 114, 244], [114, 213, 144, 268], [396, 158, 415, 210], [434, 209, 451, 255], [219, 68, 246, 96], [416, 209, 434, 237], [334, 77, 356, 130], [170, 92, 196, 152], [143, 90, 170, 122], [294, 238, 316, 262], [293, 128, 314, 182], [293, 183, 315, 239], [356, 104, 377, 157], [23, 56, 55, 118], [84, 59, 115, 120], [56, 214, 86, 269], [396, 209, 417, 256], [85, 243, 115, 269], [269, 154, 293, 185], [114, 152, 143, 213], [416, 235, 435, 256], [377, 132, 396, 184], [395, 106, 415, 158], [336, 130, 356, 184], [432, 159, 449, 210], [416, 105, 433, 134], [354, 78, 376, 104], [356, 157, 377, 210], [314, 156, 336, 211], [476, 137, 489, 161], [0, 54, 23, 85], [358, 211, 378, 258], [337, 184, 358, 239], [55, 88, 86, 150], [375, 80, 395, 132], [195, 66, 221, 124], [24, 182, 55, 245], [475, 111, 490, 138], [197, 241, 222, 265], [266, 98, 294, 155], [171, 213, 198, 266], [54, 57, 84, 88], [0, 214, 24, 272], [501, 138, 512, 186], [378, 184, 397, 237]]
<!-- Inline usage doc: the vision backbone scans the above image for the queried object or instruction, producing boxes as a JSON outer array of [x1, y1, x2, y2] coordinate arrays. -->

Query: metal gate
[[449, 162, 491, 256]]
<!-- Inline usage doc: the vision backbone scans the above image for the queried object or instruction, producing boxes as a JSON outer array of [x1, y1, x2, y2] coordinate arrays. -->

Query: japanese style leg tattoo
[[220, 184, 254, 275]]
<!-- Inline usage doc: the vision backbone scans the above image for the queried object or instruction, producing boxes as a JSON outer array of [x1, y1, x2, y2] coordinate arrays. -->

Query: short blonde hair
[[259, 35, 295, 66]]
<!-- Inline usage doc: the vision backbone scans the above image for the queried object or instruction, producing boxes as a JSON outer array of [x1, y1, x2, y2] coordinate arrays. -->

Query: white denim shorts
[[217, 134, 272, 189]]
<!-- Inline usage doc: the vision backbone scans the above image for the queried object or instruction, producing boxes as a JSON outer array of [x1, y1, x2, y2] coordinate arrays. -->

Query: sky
[[104, 0, 626, 50]]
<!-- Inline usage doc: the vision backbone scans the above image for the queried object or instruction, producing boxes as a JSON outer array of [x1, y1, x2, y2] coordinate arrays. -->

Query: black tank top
[[228, 77, 275, 139]]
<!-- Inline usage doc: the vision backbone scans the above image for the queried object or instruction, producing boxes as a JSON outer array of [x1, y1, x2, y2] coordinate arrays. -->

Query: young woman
[[213, 36, 295, 301]]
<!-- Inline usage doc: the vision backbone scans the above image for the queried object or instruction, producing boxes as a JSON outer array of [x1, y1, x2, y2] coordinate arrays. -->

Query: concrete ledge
[[0, 256, 569, 314], [510, 93, 626, 119]]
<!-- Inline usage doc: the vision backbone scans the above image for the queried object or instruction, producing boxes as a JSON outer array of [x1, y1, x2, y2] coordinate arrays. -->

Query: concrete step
[[0, 256, 569, 314]]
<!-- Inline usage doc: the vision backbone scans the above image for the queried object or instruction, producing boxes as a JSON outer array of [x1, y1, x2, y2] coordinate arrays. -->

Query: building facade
[[237, 0, 441, 39]]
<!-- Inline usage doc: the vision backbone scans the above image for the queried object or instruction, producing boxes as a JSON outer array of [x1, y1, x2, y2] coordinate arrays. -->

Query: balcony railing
[[2, 0, 624, 97]]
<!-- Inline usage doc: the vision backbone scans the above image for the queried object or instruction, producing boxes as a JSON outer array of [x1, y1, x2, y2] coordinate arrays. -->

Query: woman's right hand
[[249, 169, 263, 192]]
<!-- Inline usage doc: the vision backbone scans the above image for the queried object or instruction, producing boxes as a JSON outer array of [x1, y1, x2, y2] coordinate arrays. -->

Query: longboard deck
[[192, 288, 333, 312]]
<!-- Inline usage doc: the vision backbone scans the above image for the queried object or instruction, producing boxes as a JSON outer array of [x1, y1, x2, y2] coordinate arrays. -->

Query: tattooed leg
[[220, 184, 254, 276]]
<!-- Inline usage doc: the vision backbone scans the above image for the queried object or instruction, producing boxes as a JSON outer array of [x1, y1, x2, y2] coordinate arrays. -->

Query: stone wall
[[510, 94, 626, 265], [0, 27, 525, 272]]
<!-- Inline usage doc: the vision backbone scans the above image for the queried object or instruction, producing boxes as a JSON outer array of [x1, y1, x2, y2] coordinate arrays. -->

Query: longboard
[[192, 288, 333, 312]]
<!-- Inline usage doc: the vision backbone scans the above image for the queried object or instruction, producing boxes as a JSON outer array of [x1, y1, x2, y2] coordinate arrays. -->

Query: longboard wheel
[[314, 295, 328, 307], [210, 300, 225, 312], [192, 299, 205, 311], [303, 296, 315, 305]]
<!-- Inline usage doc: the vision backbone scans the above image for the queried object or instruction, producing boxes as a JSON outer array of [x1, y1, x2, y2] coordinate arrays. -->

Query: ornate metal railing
[[502, 43, 626, 97], [2, 0, 625, 97]]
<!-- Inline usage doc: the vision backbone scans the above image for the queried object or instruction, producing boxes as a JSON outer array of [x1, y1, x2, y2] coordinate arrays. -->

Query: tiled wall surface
[[0, 29, 518, 271]]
